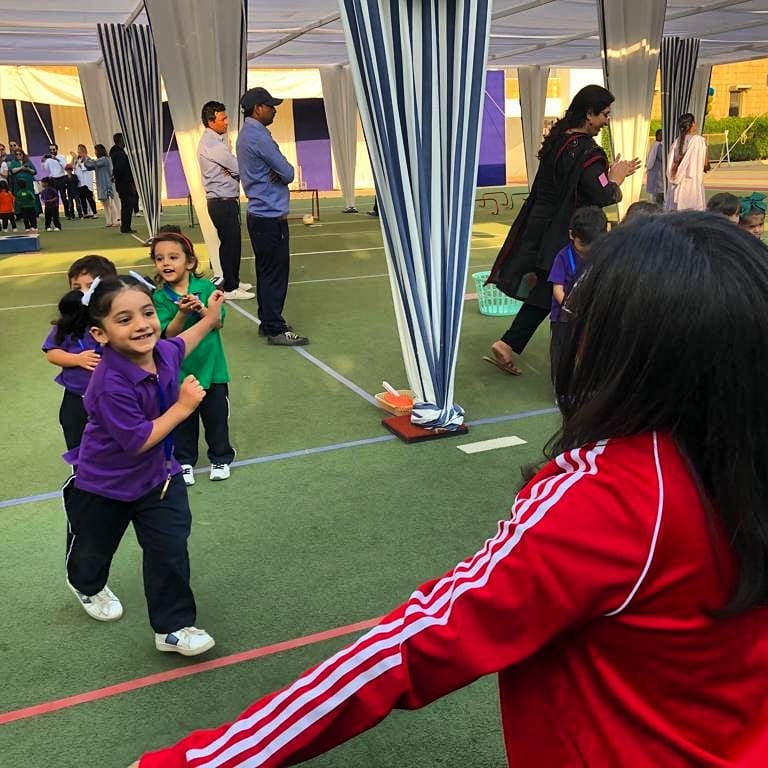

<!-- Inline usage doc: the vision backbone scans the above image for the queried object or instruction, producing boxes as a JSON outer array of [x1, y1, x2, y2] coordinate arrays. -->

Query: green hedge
[[649, 116, 768, 161], [596, 116, 767, 162]]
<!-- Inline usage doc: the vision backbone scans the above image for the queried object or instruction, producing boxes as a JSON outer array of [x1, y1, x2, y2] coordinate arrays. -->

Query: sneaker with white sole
[[238, 281, 252, 291], [181, 464, 196, 486], [223, 288, 255, 300], [210, 463, 230, 481], [155, 626, 215, 656], [68, 580, 123, 621], [267, 330, 310, 346]]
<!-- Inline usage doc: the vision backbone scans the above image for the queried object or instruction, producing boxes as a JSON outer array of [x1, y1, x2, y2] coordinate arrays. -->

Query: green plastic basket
[[472, 271, 522, 316]]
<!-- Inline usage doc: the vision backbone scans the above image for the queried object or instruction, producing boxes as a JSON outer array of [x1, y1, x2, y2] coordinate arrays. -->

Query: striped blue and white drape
[[338, 0, 492, 429], [661, 37, 701, 171], [97, 23, 162, 238]]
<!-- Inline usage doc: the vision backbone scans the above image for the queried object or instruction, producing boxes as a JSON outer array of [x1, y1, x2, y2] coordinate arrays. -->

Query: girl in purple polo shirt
[[63, 274, 225, 657], [43, 255, 118, 450]]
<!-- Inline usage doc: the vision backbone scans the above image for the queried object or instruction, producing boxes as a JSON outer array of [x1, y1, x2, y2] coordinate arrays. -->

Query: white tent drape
[[661, 36, 701, 170], [77, 62, 121, 150], [143, 0, 247, 277], [97, 23, 163, 238], [689, 64, 712, 133], [596, 0, 666, 218], [517, 66, 549, 187], [339, 0, 492, 430], [319, 65, 358, 211]]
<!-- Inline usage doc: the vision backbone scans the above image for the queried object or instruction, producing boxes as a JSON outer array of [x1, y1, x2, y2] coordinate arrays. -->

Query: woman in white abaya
[[665, 113, 709, 211]]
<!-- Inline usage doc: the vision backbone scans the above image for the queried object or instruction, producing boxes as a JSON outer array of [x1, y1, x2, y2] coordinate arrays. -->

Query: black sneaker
[[267, 330, 309, 346], [259, 324, 293, 338]]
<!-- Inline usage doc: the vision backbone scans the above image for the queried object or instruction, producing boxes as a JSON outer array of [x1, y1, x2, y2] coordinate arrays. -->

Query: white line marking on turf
[[0, 302, 57, 311], [224, 300, 379, 407], [457, 435, 527, 454]]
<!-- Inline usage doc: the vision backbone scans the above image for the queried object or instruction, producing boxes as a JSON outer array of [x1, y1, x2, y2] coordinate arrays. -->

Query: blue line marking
[[0, 408, 560, 510]]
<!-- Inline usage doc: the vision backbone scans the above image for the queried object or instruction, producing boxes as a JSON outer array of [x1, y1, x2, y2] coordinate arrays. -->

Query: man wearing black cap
[[236, 87, 309, 346]]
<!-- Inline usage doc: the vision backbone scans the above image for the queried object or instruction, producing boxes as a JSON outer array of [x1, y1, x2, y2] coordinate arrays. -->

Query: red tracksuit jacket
[[140, 431, 768, 767]]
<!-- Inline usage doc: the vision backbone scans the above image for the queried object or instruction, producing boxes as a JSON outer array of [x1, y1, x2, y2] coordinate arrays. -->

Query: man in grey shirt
[[197, 101, 254, 300]]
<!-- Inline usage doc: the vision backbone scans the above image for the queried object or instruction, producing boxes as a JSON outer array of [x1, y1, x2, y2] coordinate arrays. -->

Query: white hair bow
[[129, 271, 157, 291], [80, 276, 101, 306]]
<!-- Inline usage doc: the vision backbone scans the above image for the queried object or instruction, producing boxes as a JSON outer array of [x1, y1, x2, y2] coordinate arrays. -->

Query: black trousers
[[44, 205, 61, 229], [60, 390, 88, 450], [64, 473, 196, 634], [0, 212, 16, 229], [79, 186, 97, 216], [246, 215, 290, 336], [501, 302, 551, 354], [20, 207, 37, 229], [65, 186, 83, 218], [174, 383, 235, 466], [207, 198, 242, 292], [53, 176, 67, 207], [116, 184, 137, 232]]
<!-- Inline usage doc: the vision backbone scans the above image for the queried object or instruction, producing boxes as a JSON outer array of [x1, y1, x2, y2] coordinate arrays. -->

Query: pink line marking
[[0, 617, 380, 726]]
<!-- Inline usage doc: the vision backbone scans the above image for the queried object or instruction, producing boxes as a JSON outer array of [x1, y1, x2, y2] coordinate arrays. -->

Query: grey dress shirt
[[197, 127, 240, 199]]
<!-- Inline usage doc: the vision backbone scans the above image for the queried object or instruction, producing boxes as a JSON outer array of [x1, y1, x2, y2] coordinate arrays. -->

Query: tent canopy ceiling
[[0, 0, 766, 67]]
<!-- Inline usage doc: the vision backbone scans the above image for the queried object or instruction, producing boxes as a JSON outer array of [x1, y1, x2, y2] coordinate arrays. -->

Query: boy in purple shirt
[[547, 206, 607, 387], [62, 274, 225, 657], [43, 255, 117, 450]]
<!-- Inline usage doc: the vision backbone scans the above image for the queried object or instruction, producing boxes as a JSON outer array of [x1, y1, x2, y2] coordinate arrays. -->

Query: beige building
[[650, 58, 768, 121]]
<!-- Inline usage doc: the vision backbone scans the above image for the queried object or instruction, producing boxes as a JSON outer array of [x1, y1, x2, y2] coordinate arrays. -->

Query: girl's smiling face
[[152, 240, 194, 290], [90, 287, 160, 365]]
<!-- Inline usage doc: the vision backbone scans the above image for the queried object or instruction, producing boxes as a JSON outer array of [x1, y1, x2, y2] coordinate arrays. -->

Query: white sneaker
[[155, 626, 215, 656], [54, 227, 61, 231], [238, 281, 252, 291], [223, 288, 255, 300], [210, 463, 230, 481], [181, 464, 195, 486], [68, 580, 123, 622], [46, 227, 53, 231]]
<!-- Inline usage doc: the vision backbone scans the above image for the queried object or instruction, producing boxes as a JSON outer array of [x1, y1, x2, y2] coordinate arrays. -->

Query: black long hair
[[550, 211, 768, 613], [672, 112, 695, 174], [52, 275, 154, 343], [52, 290, 91, 344], [539, 85, 614, 159]]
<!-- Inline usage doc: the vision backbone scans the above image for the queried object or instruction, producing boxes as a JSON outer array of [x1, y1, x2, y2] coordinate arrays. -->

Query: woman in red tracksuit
[[133, 212, 768, 767]]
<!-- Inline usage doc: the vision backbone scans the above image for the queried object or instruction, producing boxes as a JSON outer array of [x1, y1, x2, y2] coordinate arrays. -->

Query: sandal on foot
[[483, 354, 522, 376]]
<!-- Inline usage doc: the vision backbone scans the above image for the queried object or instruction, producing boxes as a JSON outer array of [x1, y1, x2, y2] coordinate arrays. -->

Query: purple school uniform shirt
[[548, 244, 584, 323], [64, 337, 185, 502], [42, 328, 101, 396]]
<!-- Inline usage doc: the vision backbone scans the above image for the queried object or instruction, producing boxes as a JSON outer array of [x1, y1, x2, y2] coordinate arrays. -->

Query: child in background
[[151, 232, 234, 484], [133, 212, 768, 768], [63, 163, 83, 220], [63, 275, 225, 656], [14, 179, 38, 232], [548, 206, 607, 386], [0, 178, 17, 231], [706, 192, 740, 223], [739, 192, 766, 239], [43, 256, 118, 450], [623, 200, 662, 222], [40, 177, 62, 231]]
